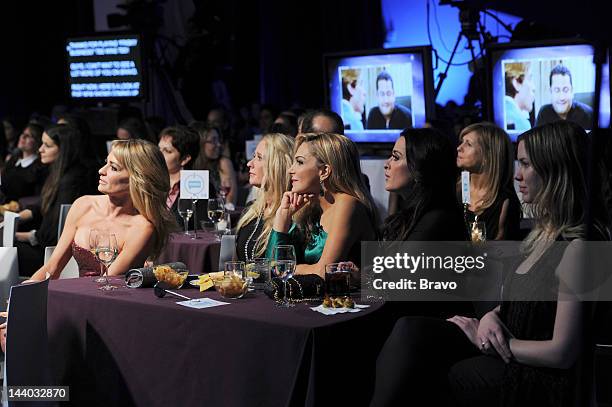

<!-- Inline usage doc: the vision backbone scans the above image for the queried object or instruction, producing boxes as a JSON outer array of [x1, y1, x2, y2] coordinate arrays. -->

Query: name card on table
[[177, 298, 229, 309], [180, 170, 209, 200], [461, 171, 470, 205]]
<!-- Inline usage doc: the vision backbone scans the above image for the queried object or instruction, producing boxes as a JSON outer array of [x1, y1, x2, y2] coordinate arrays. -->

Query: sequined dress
[[71, 241, 103, 277]]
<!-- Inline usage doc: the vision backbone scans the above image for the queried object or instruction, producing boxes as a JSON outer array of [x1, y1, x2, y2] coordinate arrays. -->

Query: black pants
[[370, 316, 504, 407]]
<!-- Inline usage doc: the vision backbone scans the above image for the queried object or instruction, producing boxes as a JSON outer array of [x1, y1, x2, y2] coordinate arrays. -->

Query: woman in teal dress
[[269, 132, 379, 278]]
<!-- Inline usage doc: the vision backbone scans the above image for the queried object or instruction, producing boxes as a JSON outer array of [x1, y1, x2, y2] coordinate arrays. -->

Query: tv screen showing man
[[366, 70, 412, 130], [535, 64, 593, 129]]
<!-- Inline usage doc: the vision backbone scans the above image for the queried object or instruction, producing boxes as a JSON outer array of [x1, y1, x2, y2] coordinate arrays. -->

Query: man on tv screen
[[366, 70, 412, 130], [535, 64, 593, 129]]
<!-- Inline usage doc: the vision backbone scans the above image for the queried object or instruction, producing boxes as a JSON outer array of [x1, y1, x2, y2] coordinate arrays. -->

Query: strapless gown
[[71, 241, 104, 277]]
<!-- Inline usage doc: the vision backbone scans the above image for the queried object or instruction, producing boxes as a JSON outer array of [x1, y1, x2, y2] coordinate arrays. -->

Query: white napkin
[[310, 304, 370, 315], [176, 298, 230, 309]]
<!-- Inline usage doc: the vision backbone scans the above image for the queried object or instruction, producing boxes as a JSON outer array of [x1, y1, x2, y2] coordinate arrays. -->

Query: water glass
[[247, 257, 270, 290], [272, 245, 296, 307]]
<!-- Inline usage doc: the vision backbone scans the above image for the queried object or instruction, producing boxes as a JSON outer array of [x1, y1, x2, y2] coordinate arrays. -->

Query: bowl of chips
[[153, 264, 188, 289], [215, 272, 248, 299]]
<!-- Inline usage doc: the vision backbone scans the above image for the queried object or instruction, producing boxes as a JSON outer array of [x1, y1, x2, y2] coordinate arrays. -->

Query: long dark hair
[[40, 125, 82, 215], [382, 128, 458, 240]]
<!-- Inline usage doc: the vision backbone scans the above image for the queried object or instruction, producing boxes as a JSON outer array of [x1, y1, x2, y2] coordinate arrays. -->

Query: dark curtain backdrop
[[0, 0, 94, 124], [257, 0, 385, 109]]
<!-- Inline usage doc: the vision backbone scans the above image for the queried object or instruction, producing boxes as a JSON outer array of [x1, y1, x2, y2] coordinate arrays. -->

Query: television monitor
[[488, 39, 611, 140], [324, 46, 435, 143], [66, 33, 144, 100]]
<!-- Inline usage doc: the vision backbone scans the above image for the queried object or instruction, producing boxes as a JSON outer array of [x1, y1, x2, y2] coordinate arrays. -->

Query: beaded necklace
[[244, 210, 264, 262]]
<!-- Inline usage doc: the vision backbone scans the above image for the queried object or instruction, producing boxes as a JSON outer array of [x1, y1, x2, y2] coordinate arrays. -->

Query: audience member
[[298, 109, 345, 134], [116, 117, 151, 141], [30, 139, 176, 280], [382, 128, 467, 241], [15, 125, 89, 276], [457, 122, 521, 240], [270, 112, 298, 137], [235, 133, 294, 262], [270, 133, 379, 277]]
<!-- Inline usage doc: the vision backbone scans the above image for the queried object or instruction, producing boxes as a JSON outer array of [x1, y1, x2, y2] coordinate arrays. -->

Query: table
[[157, 231, 221, 274], [46, 278, 392, 407]]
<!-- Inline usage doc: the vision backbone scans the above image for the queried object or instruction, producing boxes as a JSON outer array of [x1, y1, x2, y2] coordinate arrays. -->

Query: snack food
[[153, 265, 188, 288], [216, 273, 248, 298], [322, 295, 354, 309]]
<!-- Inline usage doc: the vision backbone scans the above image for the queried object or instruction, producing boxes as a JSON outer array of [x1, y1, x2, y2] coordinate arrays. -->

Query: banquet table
[[156, 231, 221, 274], [46, 278, 393, 407]]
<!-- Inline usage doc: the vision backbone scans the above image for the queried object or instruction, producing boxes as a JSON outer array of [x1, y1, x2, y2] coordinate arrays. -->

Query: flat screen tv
[[66, 33, 144, 100], [488, 39, 610, 140], [324, 46, 435, 143]]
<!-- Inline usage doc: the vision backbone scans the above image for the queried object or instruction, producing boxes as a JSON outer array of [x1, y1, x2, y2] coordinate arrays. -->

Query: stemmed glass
[[95, 232, 119, 291], [178, 199, 194, 236], [207, 197, 225, 242], [272, 245, 296, 307], [89, 228, 106, 283]]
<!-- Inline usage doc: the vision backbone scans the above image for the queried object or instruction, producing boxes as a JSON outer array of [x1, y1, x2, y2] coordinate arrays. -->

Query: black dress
[[464, 187, 522, 240], [0, 155, 48, 203], [235, 214, 265, 263]]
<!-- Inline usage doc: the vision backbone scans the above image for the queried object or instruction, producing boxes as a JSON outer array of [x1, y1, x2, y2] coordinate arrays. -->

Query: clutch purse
[[264, 274, 325, 302], [125, 262, 187, 288]]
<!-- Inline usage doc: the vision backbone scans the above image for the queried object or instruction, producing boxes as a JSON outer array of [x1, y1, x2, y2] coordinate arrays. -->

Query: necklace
[[244, 210, 264, 262]]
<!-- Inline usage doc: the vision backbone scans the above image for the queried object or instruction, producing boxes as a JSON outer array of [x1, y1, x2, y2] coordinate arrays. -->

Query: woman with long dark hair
[[382, 127, 467, 241], [15, 124, 89, 275]]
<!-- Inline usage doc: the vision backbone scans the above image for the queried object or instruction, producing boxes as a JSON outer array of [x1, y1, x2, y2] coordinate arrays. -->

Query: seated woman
[[30, 139, 176, 280], [457, 122, 521, 240], [235, 133, 294, 262], [14, 125, 89, 276], [157, 125, 201, 228], [370, 121, 609, 406], [270, 132, 379, 277], [191, 123, 238, 206], [0, 122, 47, 207], [382, 128, 467, 241]]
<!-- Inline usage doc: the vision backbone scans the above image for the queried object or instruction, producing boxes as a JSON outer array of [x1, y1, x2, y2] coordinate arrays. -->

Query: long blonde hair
[[236, 133, 294, 258], [458, 122, 514, 211], [294, 133, 380, 235], [111, 139, 177, 259]]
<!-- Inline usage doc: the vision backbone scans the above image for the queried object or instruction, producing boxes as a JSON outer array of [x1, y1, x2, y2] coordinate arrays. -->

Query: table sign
[[180, 170, 209, 200]]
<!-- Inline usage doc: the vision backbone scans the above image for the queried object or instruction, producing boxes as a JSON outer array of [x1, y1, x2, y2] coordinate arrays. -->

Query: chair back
[[0, 248, 20, 313], [218, 234, 236, 271], [2, 211, 20, 247], [57, 204, 72, 241], [43, 246, 80, 279], [4, 277, 50, 390]]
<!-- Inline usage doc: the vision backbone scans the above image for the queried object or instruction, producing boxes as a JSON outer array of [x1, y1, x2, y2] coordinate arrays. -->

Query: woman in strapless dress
[[30, 139, 177, 280]]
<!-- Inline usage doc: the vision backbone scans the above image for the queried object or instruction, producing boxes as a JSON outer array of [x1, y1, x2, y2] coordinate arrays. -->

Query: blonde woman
[[30, 139, 176, 280], [235, 133, 294, 262], [271, 132, 379, 278], [457, 122, 521, 240]]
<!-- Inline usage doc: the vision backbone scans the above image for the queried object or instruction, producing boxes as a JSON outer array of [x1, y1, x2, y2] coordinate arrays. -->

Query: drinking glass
[[178, 199, 194, 235], [247, 257, 270, 290], [96, 233, 119, 291], [219, 261, 247, 299], [89, 228, 106, 283], [325, 262, 352, 296], [272, 245, 296, 307], [207, 197, 225, 242]]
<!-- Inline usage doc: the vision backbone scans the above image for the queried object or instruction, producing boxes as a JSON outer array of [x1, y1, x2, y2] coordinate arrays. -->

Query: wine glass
[[96, 233, 119, 291], [178, 199, 193, 236], [272, 245, 296, 307], [207, 197, 225, 242], [89, 228, 106, 283]]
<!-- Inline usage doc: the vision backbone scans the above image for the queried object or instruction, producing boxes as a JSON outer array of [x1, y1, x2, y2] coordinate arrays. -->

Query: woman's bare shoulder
[[71, 195, 104, 213]]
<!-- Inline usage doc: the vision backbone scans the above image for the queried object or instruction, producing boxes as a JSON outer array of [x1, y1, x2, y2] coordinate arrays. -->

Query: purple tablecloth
[[46, 278, 391, 407], [157, 231, 221, 274]]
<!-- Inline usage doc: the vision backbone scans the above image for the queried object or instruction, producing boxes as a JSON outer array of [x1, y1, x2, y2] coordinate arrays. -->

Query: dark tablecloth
[[47, 278, 392, 407], [157, 231, 221, 274]]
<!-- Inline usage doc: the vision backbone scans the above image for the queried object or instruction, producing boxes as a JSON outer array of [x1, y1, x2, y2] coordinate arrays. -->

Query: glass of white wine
[[89, 228, 106, 284], [96, 232, 119, 291], [207, 197, 225, 242], [178, 199, 194, 236]]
